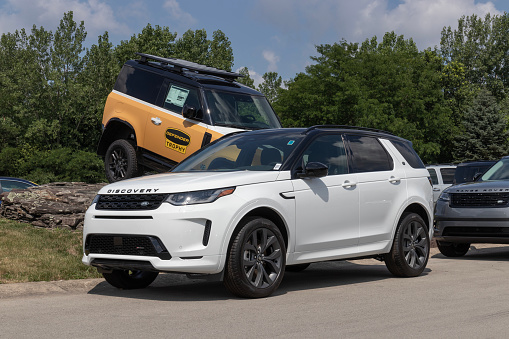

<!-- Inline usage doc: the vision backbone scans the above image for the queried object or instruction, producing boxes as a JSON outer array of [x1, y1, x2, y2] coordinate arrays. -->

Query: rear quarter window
[[346, 135, 393, 173], [390, 139, 425, 169], [114, 66, 164, 105]]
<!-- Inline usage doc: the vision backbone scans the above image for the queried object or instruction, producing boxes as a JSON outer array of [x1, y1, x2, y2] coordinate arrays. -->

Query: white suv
[[83, 126, 433, 298]]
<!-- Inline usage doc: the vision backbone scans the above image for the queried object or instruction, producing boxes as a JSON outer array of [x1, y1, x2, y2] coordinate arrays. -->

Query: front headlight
[[166, 187, 235, 206], [438, 191, 450, 202]]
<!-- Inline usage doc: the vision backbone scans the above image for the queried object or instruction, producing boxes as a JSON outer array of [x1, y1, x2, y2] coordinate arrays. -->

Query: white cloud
[[0, 0, 128, 39], [254, 0, 502, 49], [263, 50, 280, 72], [163, 0, 197, 26]]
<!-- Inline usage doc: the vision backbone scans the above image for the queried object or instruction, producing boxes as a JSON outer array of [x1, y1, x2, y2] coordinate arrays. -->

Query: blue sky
[[1, 0, 508, 86]]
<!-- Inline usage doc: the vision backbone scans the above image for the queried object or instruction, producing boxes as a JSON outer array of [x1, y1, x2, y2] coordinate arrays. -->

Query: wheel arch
[[97, 118, 137, 156], [401, 203, 431, 232]]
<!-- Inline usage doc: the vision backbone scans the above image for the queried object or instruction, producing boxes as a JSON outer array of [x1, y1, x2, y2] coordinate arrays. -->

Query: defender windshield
[[205, 90, 281, 130], [481, 158, 509, 181], [172, 131, 303, 172]]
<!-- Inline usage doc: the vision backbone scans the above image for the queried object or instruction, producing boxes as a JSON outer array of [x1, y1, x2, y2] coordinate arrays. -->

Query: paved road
[[1, 245, 509, 338]]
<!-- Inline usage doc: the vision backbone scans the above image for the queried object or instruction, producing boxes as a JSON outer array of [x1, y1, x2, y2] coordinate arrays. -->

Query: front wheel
[[104, 139, 139, 183], [102, 270, 159, 289], [224, 217, 286, 298], [436, 241, 470, 257], [384, 212, 430, 277]]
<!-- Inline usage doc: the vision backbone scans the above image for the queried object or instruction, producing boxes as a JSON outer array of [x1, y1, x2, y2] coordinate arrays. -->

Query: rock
[[0, 182, 106, 230]]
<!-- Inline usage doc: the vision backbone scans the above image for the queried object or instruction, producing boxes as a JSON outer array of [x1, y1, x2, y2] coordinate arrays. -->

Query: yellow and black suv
[[98, 53, 282, 182]]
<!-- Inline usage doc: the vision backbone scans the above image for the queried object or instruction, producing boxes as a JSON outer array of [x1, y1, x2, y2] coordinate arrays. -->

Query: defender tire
[[224, 217, 286, 298], [436, 241, 470, 257], [104, 139, 139, 183], [102, 270, 159, 289], [384, 212, 430, 277]]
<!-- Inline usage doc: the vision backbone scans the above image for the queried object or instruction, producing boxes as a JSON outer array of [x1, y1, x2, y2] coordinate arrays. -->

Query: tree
[[257, 72, 282, 103], [453, 89, 509, 161], [237, 67, 255, 88]]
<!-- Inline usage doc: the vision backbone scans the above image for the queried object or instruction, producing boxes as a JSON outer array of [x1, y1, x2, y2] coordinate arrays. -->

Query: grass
[[0, 218, 101, 284]]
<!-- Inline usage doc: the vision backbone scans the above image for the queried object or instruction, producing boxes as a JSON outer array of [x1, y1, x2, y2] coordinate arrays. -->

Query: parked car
[[434, 156, 509, 257], [98, 53, 281, 183], [426, 164, 456, 203], [83, 126, 433, 298], [453, 160, 496, 184], [0, 177, 37, 194]]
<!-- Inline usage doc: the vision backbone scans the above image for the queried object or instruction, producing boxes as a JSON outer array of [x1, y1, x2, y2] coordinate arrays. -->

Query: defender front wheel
[[104, 139, 139, 183]]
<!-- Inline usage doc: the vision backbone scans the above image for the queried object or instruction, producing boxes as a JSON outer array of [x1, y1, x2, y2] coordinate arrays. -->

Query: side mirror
[[297, 162, 328, 179], [472, 172, 482, 181], [182, 105, 201, 121]]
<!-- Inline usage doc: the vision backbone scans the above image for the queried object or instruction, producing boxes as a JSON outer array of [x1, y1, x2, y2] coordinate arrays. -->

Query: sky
[[1, 0, 508, 86]]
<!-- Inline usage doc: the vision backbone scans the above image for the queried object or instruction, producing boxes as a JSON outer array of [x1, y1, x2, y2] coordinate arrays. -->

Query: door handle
[[389, 176, 401, 183], [341, 180, 357, 188], [433, 188, 440, 191], [151, 117, 162, 126]]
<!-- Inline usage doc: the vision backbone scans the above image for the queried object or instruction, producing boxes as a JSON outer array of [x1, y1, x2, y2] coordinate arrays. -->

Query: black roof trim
[[136, 53, 243, 81], [304, 125, 395, 136]]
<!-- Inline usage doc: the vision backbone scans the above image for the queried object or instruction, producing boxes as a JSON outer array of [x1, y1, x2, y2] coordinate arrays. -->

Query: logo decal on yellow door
[[165, 128, 191, 154]]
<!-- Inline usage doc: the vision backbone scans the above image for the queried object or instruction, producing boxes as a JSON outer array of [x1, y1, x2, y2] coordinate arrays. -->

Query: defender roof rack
[[304, 125, 395, 136], [136, 52, 243, 81]]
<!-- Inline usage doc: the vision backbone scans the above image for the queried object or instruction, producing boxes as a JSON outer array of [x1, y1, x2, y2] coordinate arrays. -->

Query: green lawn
[[0, 218, 101, 283]]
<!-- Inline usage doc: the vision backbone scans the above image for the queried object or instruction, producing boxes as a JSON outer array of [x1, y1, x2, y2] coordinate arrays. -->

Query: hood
[[98, 171, 282, 194], [445, 180, 509, 193]]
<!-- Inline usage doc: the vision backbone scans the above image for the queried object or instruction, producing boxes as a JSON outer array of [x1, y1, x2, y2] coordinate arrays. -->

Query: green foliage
[[257, 72, 282, 103], [453, 89, 509, 161], [237, 67, 255, 88]]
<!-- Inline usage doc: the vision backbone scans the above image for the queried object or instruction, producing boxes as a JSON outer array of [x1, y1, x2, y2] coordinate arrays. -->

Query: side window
[[0, 180, 31, 192], [440, 168, 456, 184], [346, 135, 393, 173], [301, 134, 348, 176], [390, 139, 425, 168], [114, 66, 164, 105], [163, 83, 201, 114], [427, 169, 439, 185]]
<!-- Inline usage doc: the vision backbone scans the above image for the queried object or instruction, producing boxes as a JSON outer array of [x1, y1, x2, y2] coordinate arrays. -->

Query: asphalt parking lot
[[1, 244, 508, 338]]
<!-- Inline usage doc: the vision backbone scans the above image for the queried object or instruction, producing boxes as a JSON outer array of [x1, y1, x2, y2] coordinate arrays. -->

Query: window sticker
[[287, 140, 295, 146], [165, 85, 190, 108], [273, 163, 282, 170]]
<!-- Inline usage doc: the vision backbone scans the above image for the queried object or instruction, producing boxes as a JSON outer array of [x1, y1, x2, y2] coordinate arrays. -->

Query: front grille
[[95, 194, 169, 210], [443, 226, 509, 238], [85, 234, 171, 259], [450, 193, 509, 208]]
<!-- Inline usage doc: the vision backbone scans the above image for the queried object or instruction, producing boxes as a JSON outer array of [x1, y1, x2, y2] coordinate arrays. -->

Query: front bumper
[[434, 200, 509, 244]]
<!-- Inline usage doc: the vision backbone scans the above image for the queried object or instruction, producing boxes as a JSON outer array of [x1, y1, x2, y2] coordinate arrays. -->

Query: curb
[[0, 278, 104, 299]]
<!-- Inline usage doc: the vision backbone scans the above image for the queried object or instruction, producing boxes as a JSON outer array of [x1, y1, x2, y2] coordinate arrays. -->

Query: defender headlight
[[166, 187, 235, 206], [438, 191, 450, 202]]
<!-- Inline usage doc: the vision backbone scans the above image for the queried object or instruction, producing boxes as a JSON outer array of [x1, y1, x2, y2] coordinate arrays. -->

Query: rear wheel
[[436, 241, 470, 257], [385, 212, 430, 277], [104, 139, 139, 182], [224, 217, 286, 298], [102, 269, 159, 289]]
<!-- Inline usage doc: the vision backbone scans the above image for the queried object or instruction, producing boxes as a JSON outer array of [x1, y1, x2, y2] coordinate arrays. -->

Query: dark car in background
[[434, 156, 509, 257], [453, 160, 496, 185]]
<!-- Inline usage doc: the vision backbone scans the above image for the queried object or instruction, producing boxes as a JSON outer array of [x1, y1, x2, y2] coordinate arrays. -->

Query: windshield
[[480, 158, 509, 181], [205, 89, 281, 130], [173, 131, 304, 172]]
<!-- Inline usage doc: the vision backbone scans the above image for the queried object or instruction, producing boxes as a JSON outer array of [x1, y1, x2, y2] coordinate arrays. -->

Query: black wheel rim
[[109, 147, 128, 180], [242, 228, 283, 288], [402, 220, 428, 269]]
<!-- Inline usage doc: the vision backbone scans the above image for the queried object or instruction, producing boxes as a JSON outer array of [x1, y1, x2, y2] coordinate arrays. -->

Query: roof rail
[[135, 53, 243, 81], [304, 125, 395, 136]]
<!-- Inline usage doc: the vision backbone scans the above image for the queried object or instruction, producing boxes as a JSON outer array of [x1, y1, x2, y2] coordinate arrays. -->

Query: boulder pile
[[0, 182, 106, 230]]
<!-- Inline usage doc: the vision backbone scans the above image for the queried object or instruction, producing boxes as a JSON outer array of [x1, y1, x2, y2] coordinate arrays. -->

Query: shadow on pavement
[[431, 244, 509, 261], [87, 259, 431, 302]]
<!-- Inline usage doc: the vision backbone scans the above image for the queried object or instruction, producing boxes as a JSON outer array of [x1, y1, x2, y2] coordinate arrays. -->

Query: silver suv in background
[[427, 164, 456, 203]]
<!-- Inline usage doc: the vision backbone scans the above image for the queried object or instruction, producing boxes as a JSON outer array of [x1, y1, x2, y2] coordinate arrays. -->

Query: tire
[[285, 263, 310, 272], [104, 139, 139, 183], [384, 212, 430, 277], [224, 217, 286, 298], [436, 241, 470, 257], [102, 270, 159, 289]]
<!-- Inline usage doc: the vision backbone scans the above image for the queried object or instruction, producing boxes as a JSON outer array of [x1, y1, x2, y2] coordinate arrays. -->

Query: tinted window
[[114, 66, 164, 105], [390, 139, 425, 168], [440, 168, 456, 184], [0, 180, 33, 192], [347, 135, 393, 173], [456, 163, 495, 183], [427, 169, 438, 185], [301, 134, 348, 176]]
